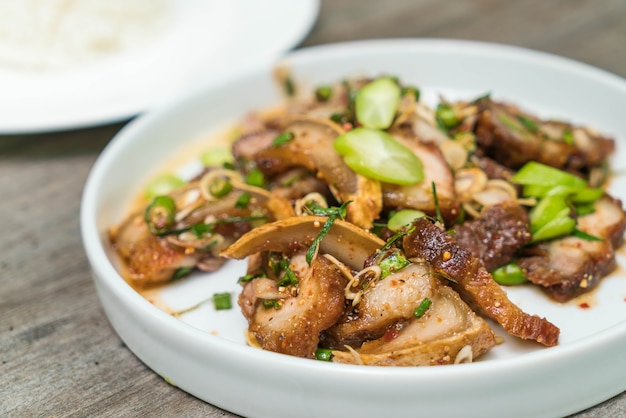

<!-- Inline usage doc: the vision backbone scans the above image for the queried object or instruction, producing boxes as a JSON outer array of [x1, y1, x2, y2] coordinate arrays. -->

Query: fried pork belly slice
[[452, 202, 532, 272], [239, 253, 348, 358], [109, 213, 201, 285], [323, 262, 438, 348], [382, 139, 460, 225], [253, 116, 382, 229], [232, 129, 280, 161], [518, 196, 626, 302], [331, 286, 495, 366], [403, 218, 560, 346], [110, 174, 294, 286], [474, 98, 615, 173]]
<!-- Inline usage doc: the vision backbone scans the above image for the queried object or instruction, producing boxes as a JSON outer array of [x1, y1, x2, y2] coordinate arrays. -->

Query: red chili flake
[[579, 302, 590, 309], [383, 330, 399, 342]]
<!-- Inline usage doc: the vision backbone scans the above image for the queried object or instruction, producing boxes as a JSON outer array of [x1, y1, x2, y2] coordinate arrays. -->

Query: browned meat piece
[[452, 202, 532, 272], [403, 218, 560, 346], [239, 253, 348, 358], [109, 213, 201, 285], [323, 262, 437, 348], [232, 129, 280, 162], [268, 169, 334, 202], [472, 155, 516, 182], [254, 116, 382, 229], [383, 140, 460, 225], [225, 216, 496, 365], [330, 286, 496, 366], [109, 173, 295, 286], [519, 196, 626, 302], [474, 99, 614, 174]]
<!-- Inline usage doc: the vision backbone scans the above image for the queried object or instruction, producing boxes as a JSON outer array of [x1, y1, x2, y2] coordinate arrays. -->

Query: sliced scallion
[[246, 168, 265, 187], [378, 251, 411, 279], [144, 195, 176, 235], [213, 292, 232, 310], [414, 298, 432, 318]]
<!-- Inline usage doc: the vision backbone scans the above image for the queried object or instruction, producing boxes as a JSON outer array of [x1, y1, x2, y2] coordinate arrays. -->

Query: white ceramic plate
[[81, 39, 626, 418], [0, 0, 319, 134]]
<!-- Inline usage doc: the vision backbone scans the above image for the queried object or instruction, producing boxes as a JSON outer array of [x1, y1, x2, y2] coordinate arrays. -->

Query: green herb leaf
[[572, 229, 603, 242], [272, 131, 295, 147], [378, 251, 411, 279], [304, 201, 351, 265]]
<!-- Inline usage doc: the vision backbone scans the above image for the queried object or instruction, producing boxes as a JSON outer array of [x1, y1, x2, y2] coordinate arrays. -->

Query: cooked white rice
[[0, 0, 169, 71]]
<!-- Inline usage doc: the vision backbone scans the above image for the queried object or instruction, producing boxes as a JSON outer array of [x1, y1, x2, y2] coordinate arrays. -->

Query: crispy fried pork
[[403, 218, 560, 346], [519, 196, 626, 302]]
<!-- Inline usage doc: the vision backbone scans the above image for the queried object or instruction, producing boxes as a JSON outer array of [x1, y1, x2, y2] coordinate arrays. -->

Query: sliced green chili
[[511, 161, 586, 189], [491, 262, 528, 285], [144, 195, 176, 235], [355, 77, 401, 129], [387, 209, 426, 232], [333, 128, 424, 185], [315, 85, 333, 102], [145, 174, 185, 200], [201, 147, 234, 168], [435, 103, 459, 129], [315, 348, 334, 361], [209, 177, 233, 198]]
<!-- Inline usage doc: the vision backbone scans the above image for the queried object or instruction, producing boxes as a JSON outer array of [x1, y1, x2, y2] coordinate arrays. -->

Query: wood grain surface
[[2, 1, 625, 417]]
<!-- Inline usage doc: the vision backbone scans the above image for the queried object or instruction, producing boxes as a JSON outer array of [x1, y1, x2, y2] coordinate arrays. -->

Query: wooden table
[[2, 1, 625, 416]]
